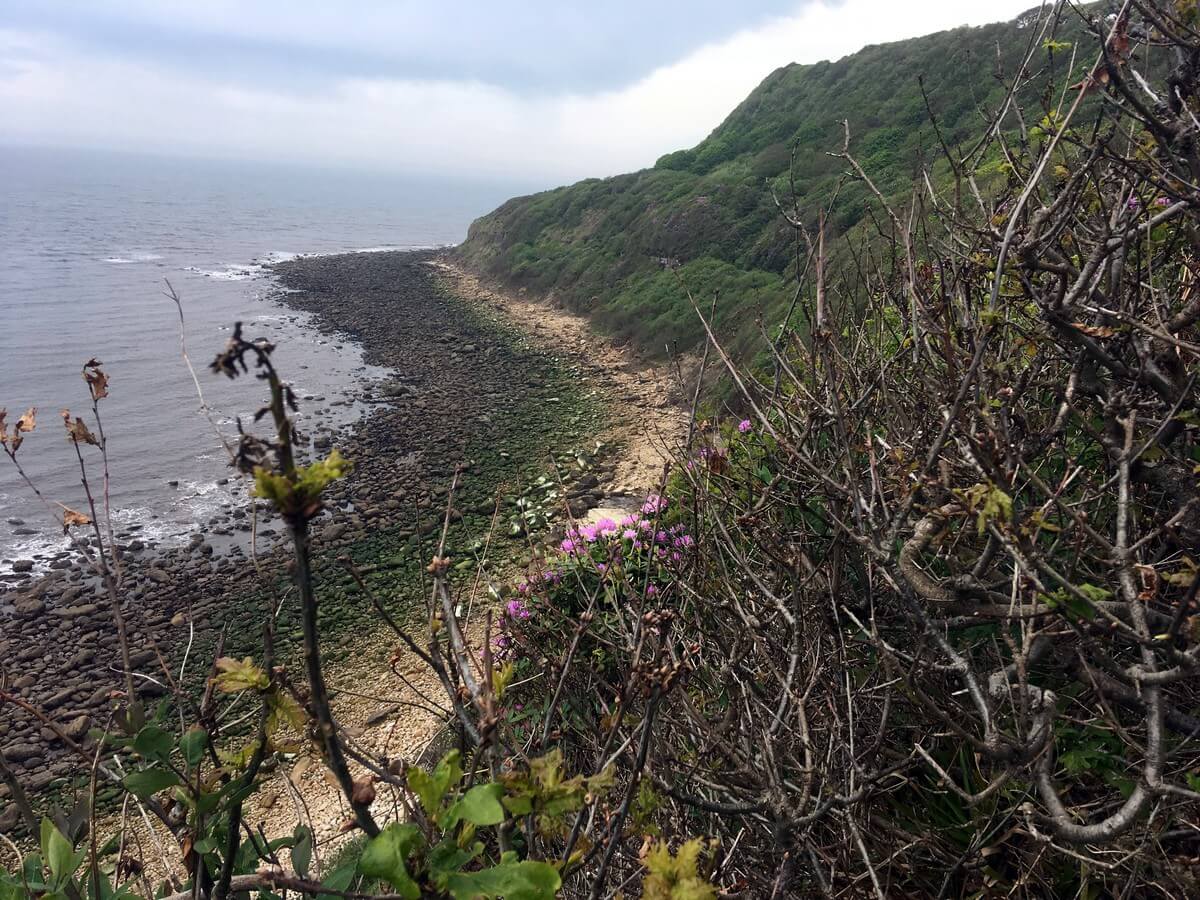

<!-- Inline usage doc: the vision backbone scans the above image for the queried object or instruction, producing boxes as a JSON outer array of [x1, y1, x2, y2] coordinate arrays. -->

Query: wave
[[183, 263, 265, 281]]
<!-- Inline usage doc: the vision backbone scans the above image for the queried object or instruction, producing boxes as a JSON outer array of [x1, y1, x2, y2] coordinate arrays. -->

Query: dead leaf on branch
[[0, 407, 37, 453], [351, 774, 377, 806], [61, 410, 99, 446], [61, 507, 92, 532], [1071, 322, 1118, 339], [83, 359, 109, 401]]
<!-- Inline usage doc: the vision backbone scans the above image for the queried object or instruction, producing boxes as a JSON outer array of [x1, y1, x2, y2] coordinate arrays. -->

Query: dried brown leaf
[[83, 359, 109, 401], [1072, 322, 1118, 339], [61, 507, 92, 531], [351, 774, 377, 807], [61, 410, 99, 446], [1, 407, 37, 453]]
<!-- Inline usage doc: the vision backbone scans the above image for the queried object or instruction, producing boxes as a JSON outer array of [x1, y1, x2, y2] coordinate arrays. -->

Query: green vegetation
[[457, 5, 1084, 353]]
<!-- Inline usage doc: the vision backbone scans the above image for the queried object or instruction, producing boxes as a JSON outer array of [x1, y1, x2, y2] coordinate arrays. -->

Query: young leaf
[[407, 750, 463, 821], [446, 856, 561, 900], [132, 725, 173, 763], [291, 826, 314, 880], [317, 859, 358, 900], [40, 819, 78, 889], [642, 838, 717, 900], [358, 823, 423, 900], [446, 782, 505, 828], [123, 768, 181, 799], [212, 656, 270, 693], [180, 727, 208, 769]]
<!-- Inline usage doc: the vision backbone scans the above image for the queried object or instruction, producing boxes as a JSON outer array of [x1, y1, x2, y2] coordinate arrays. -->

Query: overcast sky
[[1, 1, 1038, 183]]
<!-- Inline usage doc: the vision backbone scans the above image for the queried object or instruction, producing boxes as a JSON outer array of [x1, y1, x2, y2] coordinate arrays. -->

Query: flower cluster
[[496, 494, 694, 658]]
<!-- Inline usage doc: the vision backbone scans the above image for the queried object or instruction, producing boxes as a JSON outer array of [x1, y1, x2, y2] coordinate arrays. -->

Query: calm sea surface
[[0, 145, 530, 572]]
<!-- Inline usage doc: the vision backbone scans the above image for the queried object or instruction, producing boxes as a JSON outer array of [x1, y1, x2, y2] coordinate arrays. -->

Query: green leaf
[[132, 725, 173, 763], [358, 823, 423, 900], [317, 860, 358, 900], [446, 857, 561, 900], [291, 826, 313, 880], [123, 767, 181, 799], [213, 656, 270, 693], [40, 819, 78, 889], [446, 783, 506, 828], [180, 727, 208, 769], [501, 792, 534, 817], [642, 838, 717, 900], [427, 839, 481, 888], [407, 750, 462, 821]]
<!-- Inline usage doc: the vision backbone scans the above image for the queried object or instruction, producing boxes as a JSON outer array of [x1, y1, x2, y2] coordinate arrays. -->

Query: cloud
[[0, 0, 802, 93], [0, 0, 1038, 184]]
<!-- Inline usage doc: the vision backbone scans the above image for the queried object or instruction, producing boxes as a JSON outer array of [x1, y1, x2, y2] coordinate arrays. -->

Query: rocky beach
[[0, 249, 687, 836]]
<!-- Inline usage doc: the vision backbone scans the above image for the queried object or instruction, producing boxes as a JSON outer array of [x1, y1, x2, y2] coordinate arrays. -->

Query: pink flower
[[642, 494, 667, 515], [646, 585, 658, 597], [560, 539, 576, 554], [597, 518, 618, 534], [738, 419, 752, 433], [506, 599, 531, 620], [622, 528, 638, 540]]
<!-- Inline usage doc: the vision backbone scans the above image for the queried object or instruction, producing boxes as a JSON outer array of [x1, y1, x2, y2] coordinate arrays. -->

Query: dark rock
[[13, 597, 45, 618], [2, 743, 40, 763], [0, 806, 20, 832]]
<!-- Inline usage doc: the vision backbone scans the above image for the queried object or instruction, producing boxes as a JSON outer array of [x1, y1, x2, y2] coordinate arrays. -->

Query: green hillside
[[456, 5, 1078, 353]]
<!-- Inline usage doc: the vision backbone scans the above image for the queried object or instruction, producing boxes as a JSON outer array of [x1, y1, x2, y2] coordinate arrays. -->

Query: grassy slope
[[456, 5, 1073, 354]]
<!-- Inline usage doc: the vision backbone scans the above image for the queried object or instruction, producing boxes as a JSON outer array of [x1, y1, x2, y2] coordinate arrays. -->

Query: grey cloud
[[0, 0, 810, 93]]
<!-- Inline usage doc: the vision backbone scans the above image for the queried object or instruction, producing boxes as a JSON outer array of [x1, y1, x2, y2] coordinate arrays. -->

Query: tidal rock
[[146, 567, 171, 585], [12, 597, 45, 618]]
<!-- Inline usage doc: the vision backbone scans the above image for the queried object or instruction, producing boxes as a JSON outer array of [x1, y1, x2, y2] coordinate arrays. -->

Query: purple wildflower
[[738, 419, 752, 433], [642, 493, 668, 515]]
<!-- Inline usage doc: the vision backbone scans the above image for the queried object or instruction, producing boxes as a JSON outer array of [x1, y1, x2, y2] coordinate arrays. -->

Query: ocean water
[[0, 145, 529, 574]]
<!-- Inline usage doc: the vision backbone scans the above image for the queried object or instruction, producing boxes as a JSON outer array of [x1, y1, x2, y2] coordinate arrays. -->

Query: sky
[[1, 1, 1039, 184]]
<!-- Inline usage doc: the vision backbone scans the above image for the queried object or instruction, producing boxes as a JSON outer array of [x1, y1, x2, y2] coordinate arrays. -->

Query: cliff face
[[456, 5, 1073, 354]]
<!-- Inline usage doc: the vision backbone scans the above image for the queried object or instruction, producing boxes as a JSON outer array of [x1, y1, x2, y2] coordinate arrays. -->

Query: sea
[[0, 144, 534, 575]]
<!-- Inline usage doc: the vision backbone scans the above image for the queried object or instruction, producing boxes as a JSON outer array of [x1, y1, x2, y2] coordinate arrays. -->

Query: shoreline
[[0, 248, 688, 845]]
